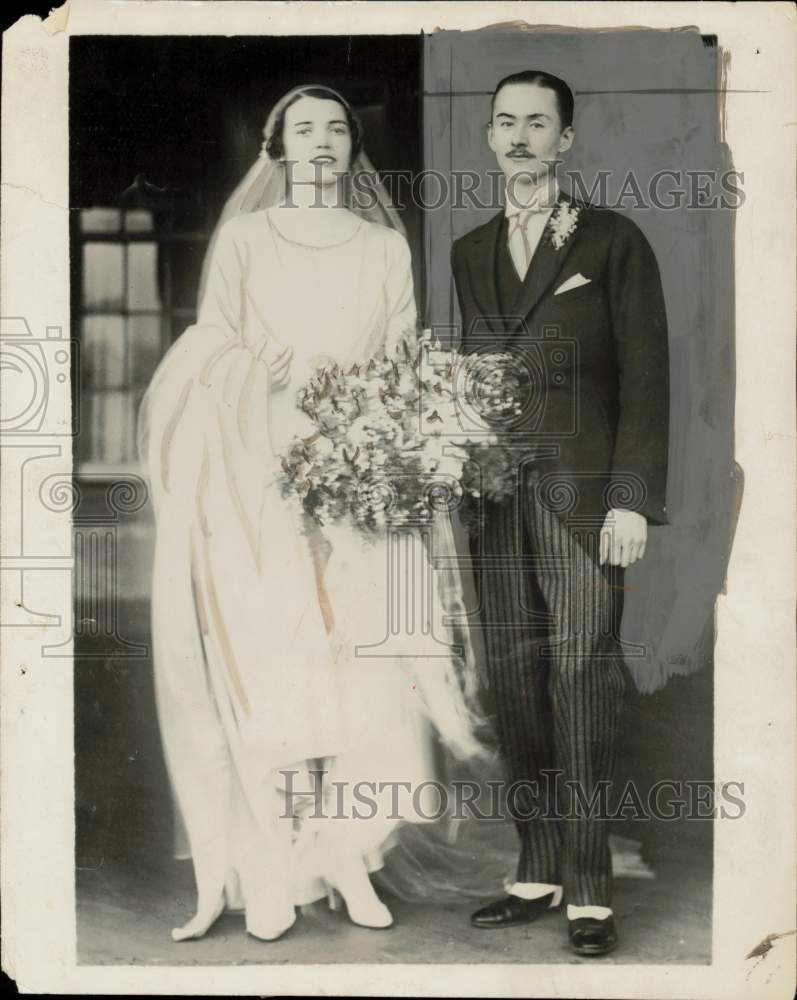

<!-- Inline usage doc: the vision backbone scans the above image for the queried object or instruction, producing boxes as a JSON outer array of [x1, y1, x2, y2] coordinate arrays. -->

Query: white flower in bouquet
[[314, 434, 335, 458], [346, 416, 374, 448], [397, 370, 417, 397], [436, 453, 467, 480]]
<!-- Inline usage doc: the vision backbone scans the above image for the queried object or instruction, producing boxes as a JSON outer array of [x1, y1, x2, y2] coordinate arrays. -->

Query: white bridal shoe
[[245, 910, 296, 942], [242, 881, 297, 942], [324, 849, 394, 929], [172, 896, 296, 943]]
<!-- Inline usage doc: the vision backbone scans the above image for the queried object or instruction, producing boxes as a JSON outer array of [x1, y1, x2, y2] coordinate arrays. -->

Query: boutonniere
[[545, 201, 581, 250]]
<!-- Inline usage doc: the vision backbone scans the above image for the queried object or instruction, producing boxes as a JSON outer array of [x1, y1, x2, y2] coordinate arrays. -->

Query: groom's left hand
[[600, 508, 648, 567]]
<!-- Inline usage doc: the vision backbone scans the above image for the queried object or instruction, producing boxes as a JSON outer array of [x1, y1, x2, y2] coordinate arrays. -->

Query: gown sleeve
[[196, 219, 247, 338], [186, 217, 291, 402], [383, 230, 418, 355]]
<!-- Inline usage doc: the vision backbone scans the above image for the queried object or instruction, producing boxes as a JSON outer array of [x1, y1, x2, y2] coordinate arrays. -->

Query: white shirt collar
[[505, 177, 560, 218]]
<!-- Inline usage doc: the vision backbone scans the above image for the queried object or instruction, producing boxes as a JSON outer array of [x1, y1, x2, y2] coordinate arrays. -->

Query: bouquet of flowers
[[279, 329, 522, 536]]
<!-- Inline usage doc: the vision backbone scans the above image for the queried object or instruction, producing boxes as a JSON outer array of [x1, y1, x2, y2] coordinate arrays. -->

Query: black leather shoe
[[471, 892, 558, 929], [568, 914, 618, 956]]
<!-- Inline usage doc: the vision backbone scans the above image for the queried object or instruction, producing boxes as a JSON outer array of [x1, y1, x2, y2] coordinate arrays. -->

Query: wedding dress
[[137, 205, 484, 941]]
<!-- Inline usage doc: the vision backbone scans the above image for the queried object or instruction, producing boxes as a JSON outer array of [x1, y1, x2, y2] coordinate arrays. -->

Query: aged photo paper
[[1, 1, 795, 996]]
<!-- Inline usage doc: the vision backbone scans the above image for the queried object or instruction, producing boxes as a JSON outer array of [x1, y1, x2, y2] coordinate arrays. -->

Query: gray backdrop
[[422, 28, 739, 693]]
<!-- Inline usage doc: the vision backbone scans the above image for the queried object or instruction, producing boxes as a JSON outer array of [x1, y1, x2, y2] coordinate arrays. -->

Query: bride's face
[[281, 96, 353, 189]]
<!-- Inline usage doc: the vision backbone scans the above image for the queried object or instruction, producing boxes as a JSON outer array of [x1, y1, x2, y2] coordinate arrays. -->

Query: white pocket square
[[554, 273, 591, 295]]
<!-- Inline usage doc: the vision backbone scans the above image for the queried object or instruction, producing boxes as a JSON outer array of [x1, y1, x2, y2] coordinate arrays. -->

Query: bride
[[137, 85, 485, 943]]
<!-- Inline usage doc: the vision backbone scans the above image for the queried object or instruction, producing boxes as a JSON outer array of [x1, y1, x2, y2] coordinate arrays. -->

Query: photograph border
[[1, 2, 795, 996]]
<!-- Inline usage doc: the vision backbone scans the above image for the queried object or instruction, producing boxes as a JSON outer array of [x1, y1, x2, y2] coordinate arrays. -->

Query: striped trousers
[[475, 481, 626, 907]]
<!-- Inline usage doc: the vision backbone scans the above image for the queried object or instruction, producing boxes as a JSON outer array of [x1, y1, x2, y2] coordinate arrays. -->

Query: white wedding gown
[[138, 207, 481, 941]]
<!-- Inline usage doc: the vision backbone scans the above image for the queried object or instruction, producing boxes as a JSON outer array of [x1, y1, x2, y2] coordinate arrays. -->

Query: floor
[[75, 605, 714, 967], [76, 822, 711, 966]]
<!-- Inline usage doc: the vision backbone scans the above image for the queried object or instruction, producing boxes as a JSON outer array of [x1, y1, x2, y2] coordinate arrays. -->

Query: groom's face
[[488, 83, 574, 189]]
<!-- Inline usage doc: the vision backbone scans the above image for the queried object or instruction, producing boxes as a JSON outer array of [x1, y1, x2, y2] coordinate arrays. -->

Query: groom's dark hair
[[491, 71, 574, 130]]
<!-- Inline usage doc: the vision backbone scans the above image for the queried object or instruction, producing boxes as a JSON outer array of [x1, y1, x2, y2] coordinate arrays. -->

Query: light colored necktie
[[508, 210, 535, 279], [507, 196, 545, 280]]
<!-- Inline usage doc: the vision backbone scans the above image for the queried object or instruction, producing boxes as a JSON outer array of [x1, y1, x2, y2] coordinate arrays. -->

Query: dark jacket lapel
[[462, 212, 503, 339], [509, 190, 582, 335]]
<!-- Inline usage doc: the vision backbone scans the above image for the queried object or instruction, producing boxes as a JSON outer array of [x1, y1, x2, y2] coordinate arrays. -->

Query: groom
[[451, 71, 669, 956]]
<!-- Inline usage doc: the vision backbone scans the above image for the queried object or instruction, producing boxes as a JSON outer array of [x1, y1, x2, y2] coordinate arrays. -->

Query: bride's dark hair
[[195, 83, 405, 304], [265, 86, 364, 162]]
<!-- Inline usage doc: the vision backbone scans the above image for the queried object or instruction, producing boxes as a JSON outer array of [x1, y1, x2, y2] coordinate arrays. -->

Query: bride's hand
[[258, 342, 293, 390]]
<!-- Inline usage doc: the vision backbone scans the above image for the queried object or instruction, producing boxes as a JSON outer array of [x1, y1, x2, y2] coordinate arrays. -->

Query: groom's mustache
[[507, 148, 534, 159]]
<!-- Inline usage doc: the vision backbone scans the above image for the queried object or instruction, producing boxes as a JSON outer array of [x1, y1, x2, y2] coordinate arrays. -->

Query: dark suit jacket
[[451, 192, 669, 526]]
